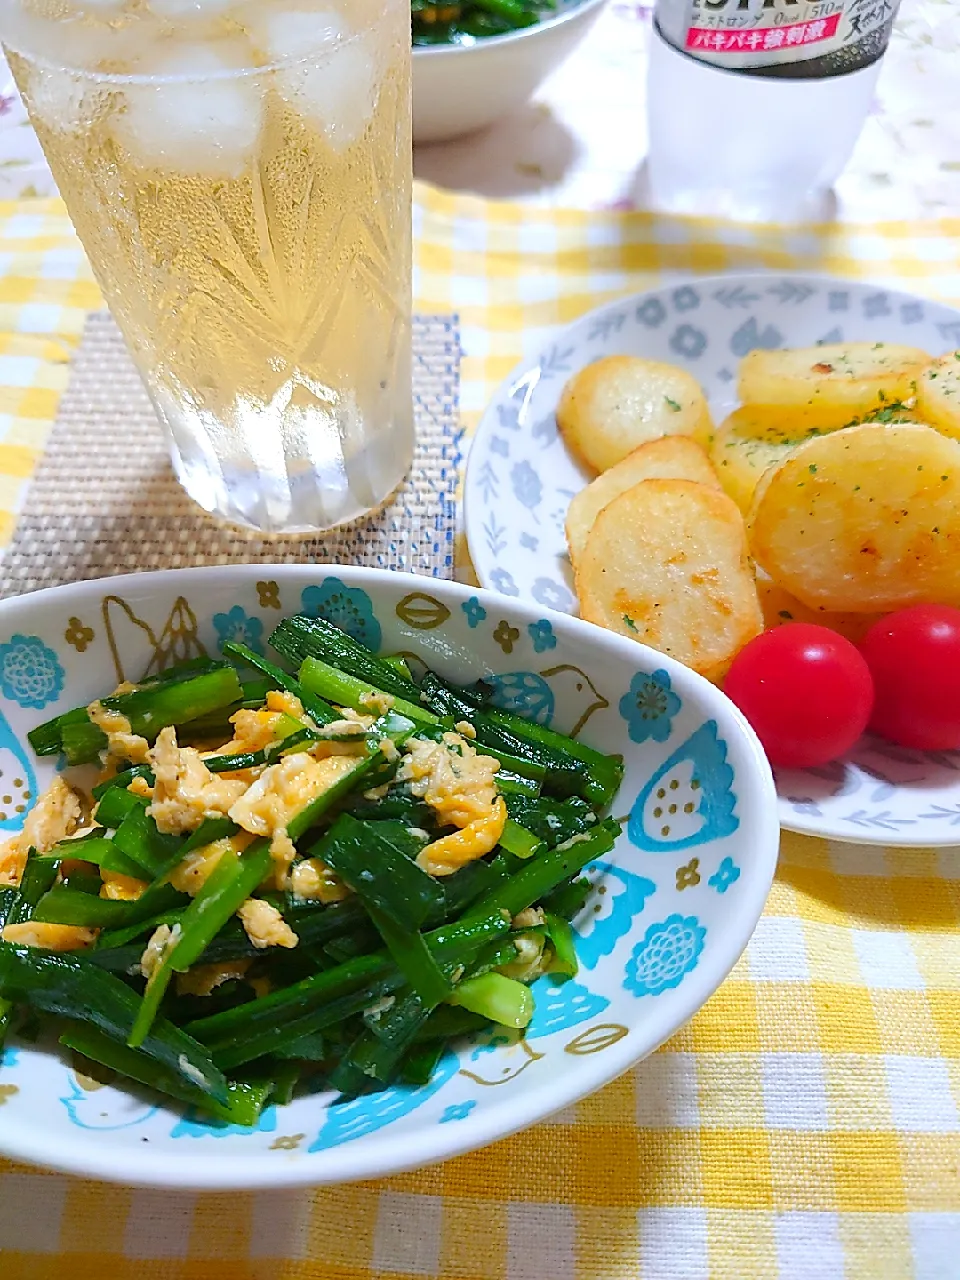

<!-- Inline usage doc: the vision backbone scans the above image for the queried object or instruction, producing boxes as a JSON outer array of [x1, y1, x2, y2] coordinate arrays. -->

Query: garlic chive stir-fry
[[0, 612, 623, 1123]]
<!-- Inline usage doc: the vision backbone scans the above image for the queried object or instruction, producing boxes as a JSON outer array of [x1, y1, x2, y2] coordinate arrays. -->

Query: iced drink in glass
[[1, 0, 413, 534]]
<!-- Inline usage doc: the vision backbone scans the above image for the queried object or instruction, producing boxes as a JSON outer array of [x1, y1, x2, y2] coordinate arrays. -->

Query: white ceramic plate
[[0, 565, 777, 1188], [464, 272, 960, 846]]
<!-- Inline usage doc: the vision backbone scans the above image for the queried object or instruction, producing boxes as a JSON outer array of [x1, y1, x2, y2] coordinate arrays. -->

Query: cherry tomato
[[860, 605, 960, 750], [724, 623, 874, 768]]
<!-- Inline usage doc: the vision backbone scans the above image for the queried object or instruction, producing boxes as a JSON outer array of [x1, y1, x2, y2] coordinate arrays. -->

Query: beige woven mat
[[0, 311, 461, 597]]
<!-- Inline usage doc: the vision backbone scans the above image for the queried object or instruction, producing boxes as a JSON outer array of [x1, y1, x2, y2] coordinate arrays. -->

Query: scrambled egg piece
[[2, 921, 96, 950], [359, 691, 394, 716], [229, 752, 357, 883], [87, 702, 151, 764], [289, 856, 351, 903], [237, 898, 298, 949], [220, 689, 306, 754], [399, 734, 506, 877], [167, 832, 254, 896], [176, 959, 251, 997], [416, 796, 507, 877], [147, 727, 246, 835], [399, 734, 500, 827], [100, 871, 148, 901], [139, 923, 180, 980], [0, 776, 83, 887]]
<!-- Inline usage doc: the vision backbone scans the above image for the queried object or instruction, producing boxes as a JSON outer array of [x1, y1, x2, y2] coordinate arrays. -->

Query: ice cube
[[261, 11, 377, 153], [26, 64, 104, 133], [259, 9, 344, 62], [111, 43, 262, 179], [148, 0, 235, 17]]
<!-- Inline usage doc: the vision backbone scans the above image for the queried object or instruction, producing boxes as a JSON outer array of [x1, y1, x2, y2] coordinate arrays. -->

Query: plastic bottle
[[646, 0, 902, 221]]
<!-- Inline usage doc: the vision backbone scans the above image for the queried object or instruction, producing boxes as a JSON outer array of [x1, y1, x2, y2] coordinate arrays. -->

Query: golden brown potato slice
[[916, 351, 960, 443], [756, 577, 883, 645], [565, 436, 720, 566], [739, 342, 929, 422], [576, 479, 763, 681], [710, 406, 837, 514], [748, 423, 960, 612], [557, 355, 713, 474]]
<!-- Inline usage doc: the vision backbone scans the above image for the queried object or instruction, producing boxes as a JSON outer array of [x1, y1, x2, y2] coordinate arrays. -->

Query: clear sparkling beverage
[[1, 0, 413, 534]]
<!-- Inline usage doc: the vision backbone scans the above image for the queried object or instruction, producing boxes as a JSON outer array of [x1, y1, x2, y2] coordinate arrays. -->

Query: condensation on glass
[[1, 0, 414, 534]]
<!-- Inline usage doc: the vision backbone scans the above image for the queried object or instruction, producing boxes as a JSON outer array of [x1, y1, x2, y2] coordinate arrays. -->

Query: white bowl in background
[[413, 0, 607, 144]]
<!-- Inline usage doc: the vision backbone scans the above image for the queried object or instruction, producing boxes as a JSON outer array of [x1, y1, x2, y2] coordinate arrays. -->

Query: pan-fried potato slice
[[710, 406, 835, 513], [565, 437, 720, 566], [577, 479, 763, 680], [557, 355, 713, 474], [916, 351, 960, 443], [739, 342, 929, 422], [711, 402, 923, 515], [748, 423, 960, 613], [756, 578, 883, 644]]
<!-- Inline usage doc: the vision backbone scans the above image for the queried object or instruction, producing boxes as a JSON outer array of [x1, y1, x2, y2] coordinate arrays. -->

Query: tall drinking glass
[[0, 0, 413, 534]]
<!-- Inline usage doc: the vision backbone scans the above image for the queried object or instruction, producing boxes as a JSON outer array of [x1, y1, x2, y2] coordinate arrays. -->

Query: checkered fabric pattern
[[0, 187, 959, 1279]]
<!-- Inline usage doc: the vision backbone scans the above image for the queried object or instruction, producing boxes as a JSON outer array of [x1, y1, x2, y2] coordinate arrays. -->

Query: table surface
[[0, 0, 957, 218]]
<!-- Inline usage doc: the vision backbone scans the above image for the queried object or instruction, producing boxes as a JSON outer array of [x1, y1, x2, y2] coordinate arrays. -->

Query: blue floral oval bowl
[[0, 565, 777, 1189]]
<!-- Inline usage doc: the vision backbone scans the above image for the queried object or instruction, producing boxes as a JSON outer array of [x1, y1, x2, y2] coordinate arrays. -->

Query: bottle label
[[656, 0, 900, 77]]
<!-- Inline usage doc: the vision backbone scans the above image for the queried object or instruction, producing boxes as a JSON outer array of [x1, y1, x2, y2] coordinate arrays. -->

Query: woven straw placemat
[[0, 311, 461, 596]]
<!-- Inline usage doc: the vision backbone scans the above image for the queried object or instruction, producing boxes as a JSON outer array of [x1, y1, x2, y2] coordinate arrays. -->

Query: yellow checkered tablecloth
[[0, 185, 959, 1279]]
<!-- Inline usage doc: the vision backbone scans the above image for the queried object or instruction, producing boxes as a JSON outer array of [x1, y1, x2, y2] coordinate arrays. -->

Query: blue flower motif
[[212, 605, 264, 656], [462, 597, 487, 629], [863, 293, 890, 317], [301, 578, 381, 651], [439, 1100, 476, 1123], [636, 297, 667, 328], [511, 460, 542, 512], [731, 316, 783, 358], [0, 635, 63, 709], [532, 577, 574, 612], [900, 302, 923, 324], [828, 290, 849, 311], [490, 568, 519, 598], [669, 324, 707, 360], [490, 436, 510, 457], [708, 856, 741, 894], [528, 619, 556, 653], [520, 532, 539, 551], [673, 286, 700, 312], [619, 669, 680, 744], [624, 914, 706, 997]]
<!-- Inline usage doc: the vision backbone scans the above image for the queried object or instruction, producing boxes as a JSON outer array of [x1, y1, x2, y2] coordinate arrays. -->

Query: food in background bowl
[[412, 0, 607, 142], [412, 0, 549, 45]]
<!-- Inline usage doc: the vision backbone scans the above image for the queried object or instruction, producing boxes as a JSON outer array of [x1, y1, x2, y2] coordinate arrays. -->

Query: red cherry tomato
[[860, 605, 960, 750], [724, 623, 874, 768]]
